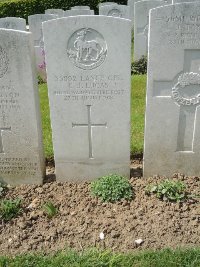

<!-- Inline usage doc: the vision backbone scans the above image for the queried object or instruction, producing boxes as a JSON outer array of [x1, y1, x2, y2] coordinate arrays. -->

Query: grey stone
[[98, 2, 116, 7], [71, 6, 90, 10], [173, 0, 200, 3], [0, 29, 45, 185], [134, 0, 171, 60], [64, 9, 94, 16], [0, 17, 26, 31], [144, 3, 200, 177], [99, 4, 130, 19], [28, 14, 57, 46], [43, 16, 131, 181], [45, 9, 64, 17]]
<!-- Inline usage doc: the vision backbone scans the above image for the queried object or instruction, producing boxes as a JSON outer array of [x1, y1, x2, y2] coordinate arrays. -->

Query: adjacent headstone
[[98, 2, 116, 7], [28, 14, 57, 82], [0, 29, 45, 185], [28, 14, 57, 46], [0, 17, 26, 31], [43, 16, 131, 181], [134, 0, 171, 60], [173, 0, 200, 3], [99, 4, 130, 19], [71, 6, 90, 10], [144, 3, 200, 177], [128, 0, 172, 28], [64, 9, 94, 16], [45, 9, 64, 17]]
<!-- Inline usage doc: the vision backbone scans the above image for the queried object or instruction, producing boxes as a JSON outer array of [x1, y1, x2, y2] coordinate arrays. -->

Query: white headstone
[[71, 6, 90, 10], [0, 29, 45, 185], [99, 4, 130, 19], [98, 2, 116, 7], [144, 3, 200, 177], [43, 16, 131, 181], [64, 9, 94, 16], [0, 17, 26, 31], [134, 0, 171, 60], [173, 0, 200, 3], [28, 14, 57, 46], [45, 9, 64, 17]]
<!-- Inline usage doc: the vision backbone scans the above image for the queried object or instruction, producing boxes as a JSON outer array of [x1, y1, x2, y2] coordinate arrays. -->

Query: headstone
[[64, 9, 94, 16], [28, 14, 57, 82], [99, 4, 130, 19], [45, 9, 64, 17], [28, 14, 57, 46], [0, 29, 45, 185], [134, 0, 171, 60], [0, 17, 26, 31], [128, 0, 172, 28], [43, 16, 131, 181], [71, 6, 90, 10], [173, 0, 200, 3], [98, 2, 116, 7], [144, 3, 200, 177]]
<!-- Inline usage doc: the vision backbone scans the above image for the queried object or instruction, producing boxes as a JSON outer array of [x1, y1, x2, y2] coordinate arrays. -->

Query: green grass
[[39, 74, 146, 159], [0, 248, 200, 267]]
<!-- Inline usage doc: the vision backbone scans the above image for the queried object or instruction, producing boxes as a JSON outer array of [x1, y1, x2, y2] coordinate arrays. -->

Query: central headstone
[[64, 9, 94, 16], [0, 29, 45, 185], [43, 16, 131, 181], [144, 3, 200, 177]]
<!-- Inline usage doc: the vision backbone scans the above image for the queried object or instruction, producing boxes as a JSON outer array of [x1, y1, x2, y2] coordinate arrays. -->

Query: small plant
[[146, 179, 187, 202], [43, 201, 57, 218], [90, 174, 133, 202], [0, 199, 22, 221], [131, 56, 147, 75], [0, 182, 7, 197]]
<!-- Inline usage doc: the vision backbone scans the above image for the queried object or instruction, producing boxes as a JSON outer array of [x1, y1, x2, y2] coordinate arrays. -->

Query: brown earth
[[0, 158, 199, 256]]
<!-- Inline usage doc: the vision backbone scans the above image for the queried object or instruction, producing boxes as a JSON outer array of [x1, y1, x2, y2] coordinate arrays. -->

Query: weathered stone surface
[[43, 16, 131, 181], [71, 6, 90, 10], [28, 14, 57, 46], [99, 4, 130, 19], [98, 2, 115, 7], [144, 3, 200, 177], [0, 17, 26, 31], [64, 9, 94, 16], [134, 0, 171, 60], [0, 29, 45, 185], [45, 9, 64, 17], [173, 0, 200, 3]]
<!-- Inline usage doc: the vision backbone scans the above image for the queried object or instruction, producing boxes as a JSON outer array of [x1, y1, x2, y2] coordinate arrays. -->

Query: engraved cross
[[72, 105, 107, 159], [0, 127, 11, 153], [153, 49, 200, 152]]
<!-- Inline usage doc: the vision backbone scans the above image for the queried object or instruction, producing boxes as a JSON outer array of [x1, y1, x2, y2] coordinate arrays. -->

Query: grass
[[0, 248, 200, 266], [39, 74, 146, 159]]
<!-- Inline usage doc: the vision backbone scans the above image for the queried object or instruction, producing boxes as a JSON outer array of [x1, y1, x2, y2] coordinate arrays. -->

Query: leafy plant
[[0, 199, 22, 221], [146, 179, 187, 202], [90, 174, 133, 202], [43, 201, 57, 218], [131, 56, 147, 75]]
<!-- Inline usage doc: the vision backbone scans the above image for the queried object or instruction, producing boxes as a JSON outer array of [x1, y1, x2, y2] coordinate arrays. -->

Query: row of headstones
[[1, 2, 200, 186]]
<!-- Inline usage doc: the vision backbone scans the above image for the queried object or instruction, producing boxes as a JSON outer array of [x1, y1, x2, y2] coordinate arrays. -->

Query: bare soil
[[0, 159, 199, 256]]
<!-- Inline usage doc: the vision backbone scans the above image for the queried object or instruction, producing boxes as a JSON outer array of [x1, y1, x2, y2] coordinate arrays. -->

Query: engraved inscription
[[0, 127, 11, 153], [67, 28, 107, 70], [0, 46, 9, 78], [72, 105, 107, 158], [54, 74, 125, 101], [0, 157, 39, 176], [108, 9, 122, 18]]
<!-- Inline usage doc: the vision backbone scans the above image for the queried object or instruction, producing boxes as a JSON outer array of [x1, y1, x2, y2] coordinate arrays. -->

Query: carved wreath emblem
[[172, 72, 200, 106], [67, 28, 107, 70], [108, 9, 122, 17], [0, 46, 9, 78]]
